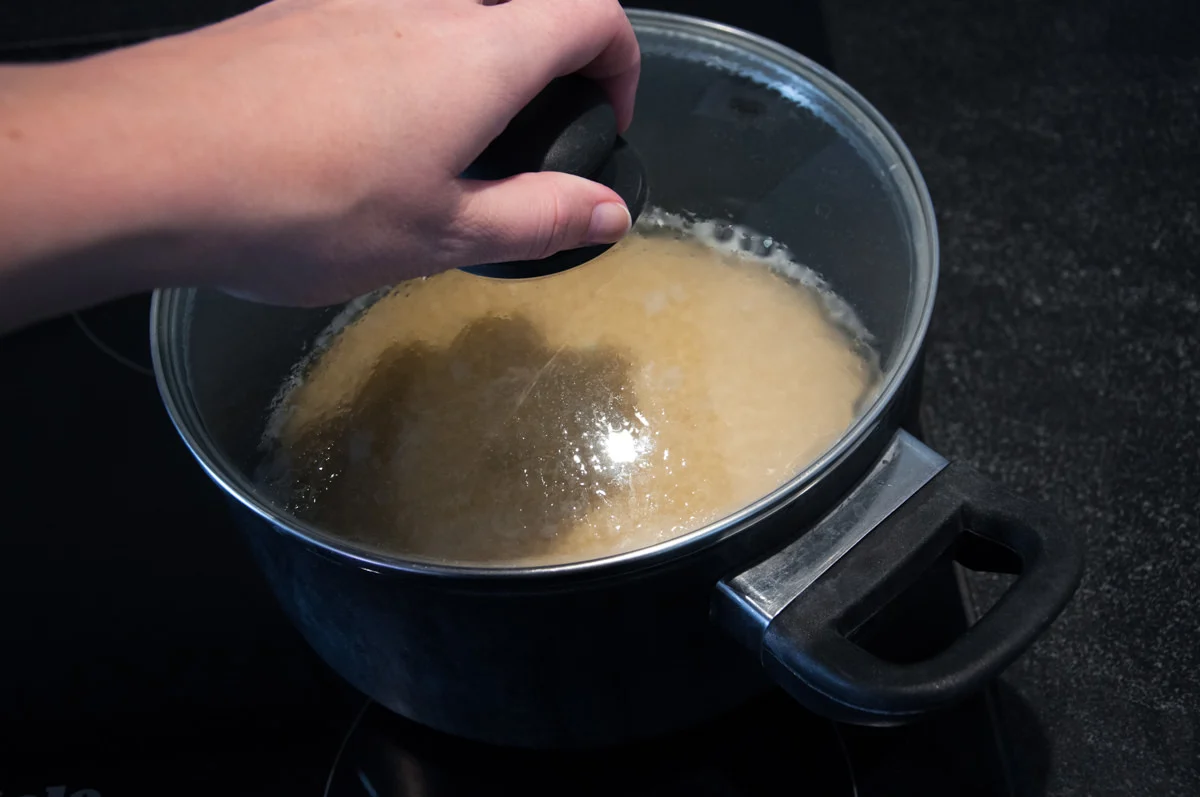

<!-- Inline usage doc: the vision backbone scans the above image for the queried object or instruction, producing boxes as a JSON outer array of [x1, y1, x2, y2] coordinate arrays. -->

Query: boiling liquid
[[259, 223, 879, 566]]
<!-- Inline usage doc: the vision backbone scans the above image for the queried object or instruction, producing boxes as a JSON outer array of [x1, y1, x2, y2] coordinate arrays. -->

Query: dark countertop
[[1, 1, 1197, 794], [823, 0, 1200, 794]]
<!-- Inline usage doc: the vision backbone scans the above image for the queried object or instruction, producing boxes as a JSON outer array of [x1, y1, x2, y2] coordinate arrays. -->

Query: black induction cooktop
[[4, 548, 1015, 797], [1, 292, 1019, 793], [319, 560, 1018, 797], [1, 3, 1020, 795]]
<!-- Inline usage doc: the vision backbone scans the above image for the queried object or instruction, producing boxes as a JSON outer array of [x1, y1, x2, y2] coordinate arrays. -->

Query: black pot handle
[[713, 431, 1084, 726]]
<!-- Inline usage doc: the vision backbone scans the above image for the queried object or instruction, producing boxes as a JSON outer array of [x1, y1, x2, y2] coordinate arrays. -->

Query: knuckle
[[578, 0, 622, 31], [537, 0, 613, 31], [527, 183, 574, 261]]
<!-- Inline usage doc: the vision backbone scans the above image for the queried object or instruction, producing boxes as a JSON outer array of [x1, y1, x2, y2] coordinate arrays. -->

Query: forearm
[[0, 0, 643, 332], [0, 36, 281, 333]]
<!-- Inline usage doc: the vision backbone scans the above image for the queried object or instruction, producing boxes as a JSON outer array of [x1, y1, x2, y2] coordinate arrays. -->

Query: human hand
[[165, 0, 642, 304], [0, 0, 640, 327]]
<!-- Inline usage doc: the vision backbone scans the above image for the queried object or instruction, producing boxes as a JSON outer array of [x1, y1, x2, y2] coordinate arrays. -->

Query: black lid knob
[[460, 75, 647, 279]]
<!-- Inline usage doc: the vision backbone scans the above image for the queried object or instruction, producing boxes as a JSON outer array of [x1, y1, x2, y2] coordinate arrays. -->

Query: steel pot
[[150, 10, 1083, 748]]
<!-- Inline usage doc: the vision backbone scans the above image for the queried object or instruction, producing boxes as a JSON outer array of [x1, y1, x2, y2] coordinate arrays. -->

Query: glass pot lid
[[152, 10, 937, 572]]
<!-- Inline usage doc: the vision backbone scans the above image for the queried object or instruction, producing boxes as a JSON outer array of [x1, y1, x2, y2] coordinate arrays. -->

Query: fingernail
[[587, 202, 632, 244]]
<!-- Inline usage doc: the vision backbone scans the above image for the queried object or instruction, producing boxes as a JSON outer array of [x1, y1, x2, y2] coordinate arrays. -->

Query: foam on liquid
[[257, 211, 880, 566]]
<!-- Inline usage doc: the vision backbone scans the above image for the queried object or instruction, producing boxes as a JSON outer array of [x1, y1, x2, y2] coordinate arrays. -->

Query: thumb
[[452, 172, 632, 265]]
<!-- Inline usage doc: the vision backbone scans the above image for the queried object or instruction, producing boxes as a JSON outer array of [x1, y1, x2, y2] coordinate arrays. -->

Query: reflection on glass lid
[[255, 211, 880, 567]]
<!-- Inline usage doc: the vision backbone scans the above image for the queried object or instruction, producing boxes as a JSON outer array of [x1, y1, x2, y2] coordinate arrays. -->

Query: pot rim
[[150, 8, 940, 580]]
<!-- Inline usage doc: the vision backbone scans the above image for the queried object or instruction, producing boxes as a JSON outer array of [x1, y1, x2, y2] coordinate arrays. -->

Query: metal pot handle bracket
[[712, 430, 1084, 725]]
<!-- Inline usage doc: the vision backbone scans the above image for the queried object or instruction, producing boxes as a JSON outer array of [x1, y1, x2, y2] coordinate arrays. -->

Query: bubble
[[633, 207, 874, 346]]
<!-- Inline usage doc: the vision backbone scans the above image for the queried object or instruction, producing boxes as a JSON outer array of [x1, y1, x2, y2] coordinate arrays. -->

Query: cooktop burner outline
[[323, 694, 864, 797]]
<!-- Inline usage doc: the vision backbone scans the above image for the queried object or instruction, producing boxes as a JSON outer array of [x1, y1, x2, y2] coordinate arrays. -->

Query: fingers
[[493, 0, 640, 131], [451, 172, 631, 264]]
